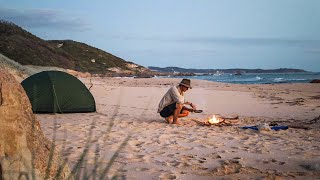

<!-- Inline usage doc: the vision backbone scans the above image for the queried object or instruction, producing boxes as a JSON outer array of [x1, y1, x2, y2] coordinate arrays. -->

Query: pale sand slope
[[36, 77, 320, 179]]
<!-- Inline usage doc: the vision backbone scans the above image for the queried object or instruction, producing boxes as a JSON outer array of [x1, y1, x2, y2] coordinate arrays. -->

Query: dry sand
[[36, 77, 320, 179]]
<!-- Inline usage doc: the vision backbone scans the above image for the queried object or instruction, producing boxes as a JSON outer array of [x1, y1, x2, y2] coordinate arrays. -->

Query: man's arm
[[185, 101, 197, 110]]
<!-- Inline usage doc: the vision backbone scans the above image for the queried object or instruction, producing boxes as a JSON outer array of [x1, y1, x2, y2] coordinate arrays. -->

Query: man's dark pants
[[160, 103, 179, 118]]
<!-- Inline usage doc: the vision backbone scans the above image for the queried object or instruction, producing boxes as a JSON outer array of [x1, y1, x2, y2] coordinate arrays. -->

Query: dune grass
[[3, 99, 130, 180]]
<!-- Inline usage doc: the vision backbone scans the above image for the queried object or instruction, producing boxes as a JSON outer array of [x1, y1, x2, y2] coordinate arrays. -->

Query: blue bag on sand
[[241, 126, 259, 130], [241, 125, 288, 131], [271, 126, 288, 131]]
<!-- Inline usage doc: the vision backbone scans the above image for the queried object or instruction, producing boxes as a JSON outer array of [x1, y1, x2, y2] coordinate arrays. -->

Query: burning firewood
[[192, 115, 235, 127]]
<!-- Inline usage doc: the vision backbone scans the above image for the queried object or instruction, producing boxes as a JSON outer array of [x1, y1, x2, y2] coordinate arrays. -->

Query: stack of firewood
[[192, 115, 239, 127]]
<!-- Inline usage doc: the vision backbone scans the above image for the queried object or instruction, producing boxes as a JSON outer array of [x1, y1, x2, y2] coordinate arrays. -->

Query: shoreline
[[156, 72, 320, 85]]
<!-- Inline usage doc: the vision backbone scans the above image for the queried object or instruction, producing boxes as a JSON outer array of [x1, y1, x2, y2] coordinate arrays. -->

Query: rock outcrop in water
[[310, 79, 320, 83], [0, 70, 71, 179]]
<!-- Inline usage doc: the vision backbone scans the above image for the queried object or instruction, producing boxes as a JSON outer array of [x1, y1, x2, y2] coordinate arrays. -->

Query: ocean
[[166, 72, 320, 84]]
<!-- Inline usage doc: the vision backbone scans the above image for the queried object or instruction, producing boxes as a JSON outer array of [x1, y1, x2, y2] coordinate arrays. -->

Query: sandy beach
[[36, 77, 320, 179]]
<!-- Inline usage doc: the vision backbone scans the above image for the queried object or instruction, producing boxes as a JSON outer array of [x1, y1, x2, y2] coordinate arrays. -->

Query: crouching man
[[157, 79, 197, 125]]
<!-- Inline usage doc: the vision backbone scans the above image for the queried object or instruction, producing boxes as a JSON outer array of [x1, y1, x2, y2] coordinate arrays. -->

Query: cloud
[[108, 34, 320, 48], [176, 37, 320, 47], [304, 49, 320, 54], [0, 8, 90, 31]]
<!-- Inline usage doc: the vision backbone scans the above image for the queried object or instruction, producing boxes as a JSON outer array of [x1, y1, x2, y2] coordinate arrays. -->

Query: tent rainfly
[[21, 71, 96, 113]]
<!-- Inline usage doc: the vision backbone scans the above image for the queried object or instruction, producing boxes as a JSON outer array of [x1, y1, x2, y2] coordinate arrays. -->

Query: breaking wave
[[170, 72, 320, 84]]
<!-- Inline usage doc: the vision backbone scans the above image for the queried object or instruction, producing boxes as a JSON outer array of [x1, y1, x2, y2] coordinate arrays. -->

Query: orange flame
[[208, 115, 220, 124]]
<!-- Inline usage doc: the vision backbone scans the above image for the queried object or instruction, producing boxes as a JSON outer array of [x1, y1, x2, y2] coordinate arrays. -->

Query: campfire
[[208, 115, 221, 124], [193, 114, 239, 126]]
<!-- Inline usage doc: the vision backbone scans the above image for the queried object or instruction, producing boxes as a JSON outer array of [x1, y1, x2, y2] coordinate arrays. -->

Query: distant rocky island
[[149, 66, 307, 76]]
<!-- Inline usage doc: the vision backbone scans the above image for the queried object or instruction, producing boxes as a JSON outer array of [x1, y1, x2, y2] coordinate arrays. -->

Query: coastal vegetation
[[0, 20, 148, 75]]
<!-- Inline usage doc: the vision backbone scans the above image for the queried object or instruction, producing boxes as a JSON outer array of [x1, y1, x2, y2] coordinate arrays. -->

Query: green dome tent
[[21, 71, 96, 113]]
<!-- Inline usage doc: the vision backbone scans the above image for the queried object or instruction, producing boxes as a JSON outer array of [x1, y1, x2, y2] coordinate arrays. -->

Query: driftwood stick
[[89, 78, 93, 91], [219, 115, 239, 120]]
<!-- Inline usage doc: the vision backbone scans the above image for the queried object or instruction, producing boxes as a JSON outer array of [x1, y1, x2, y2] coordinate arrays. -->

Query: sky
[[1, 0, 320, 72]]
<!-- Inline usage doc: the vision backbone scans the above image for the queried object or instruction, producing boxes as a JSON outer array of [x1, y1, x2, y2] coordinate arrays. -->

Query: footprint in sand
[[154, 151, 166, 155], [243, 142, 258, 146], [240, 146, 250, 151], [207, 153, 222, 159], [159, 173, 177, 180], [125, 154, 146, 162], [270, 159, 286, 165], [255, 148, 269, 154], [154, 160, 167, 166], [184, 138, 198, 143], [212, 159, 244, 176], [177, 162, 191, 168], [198, 157, 207, 164], [144, 140, 155, 146], [134, 167, 149, 172], [262, 159, 286, 165], [167, 154, 175, 158], [168, 160, 182, 167], [220, 150, 227, 154], [223, 137, 235, 140], [128, 140, 144, 147], [239, 135, 250, 141]]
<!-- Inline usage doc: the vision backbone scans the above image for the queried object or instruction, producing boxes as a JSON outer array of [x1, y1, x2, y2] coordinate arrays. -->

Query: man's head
[[179, 79, 192, 92]]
